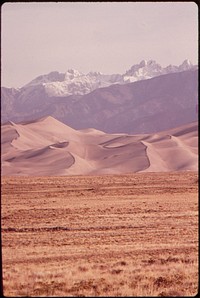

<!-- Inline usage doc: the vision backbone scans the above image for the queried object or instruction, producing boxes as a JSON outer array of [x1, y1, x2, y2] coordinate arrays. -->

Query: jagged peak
[[138, 59, 159, 67], [180, 59, 193, 66], [178, 59, 195, 71], [179, 59, 193, 69], [65, 69, 83, 76], [25, 71, 65, 87], [87, 71, 104, 76], [146, 59, 158, 66], [139, 60, 148, 67]]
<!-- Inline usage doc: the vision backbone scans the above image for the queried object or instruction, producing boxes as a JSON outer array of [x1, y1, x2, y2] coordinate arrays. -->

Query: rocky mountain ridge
[[20, 59, 197, 97]]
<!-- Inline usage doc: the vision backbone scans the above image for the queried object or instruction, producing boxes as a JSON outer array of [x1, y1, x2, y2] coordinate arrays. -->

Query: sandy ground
[[1, 171, 198, 296], [1, 116, 198, 175]]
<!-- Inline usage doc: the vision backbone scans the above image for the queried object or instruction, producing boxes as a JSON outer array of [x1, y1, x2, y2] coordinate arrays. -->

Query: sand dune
[[1, 116, 198, 176]]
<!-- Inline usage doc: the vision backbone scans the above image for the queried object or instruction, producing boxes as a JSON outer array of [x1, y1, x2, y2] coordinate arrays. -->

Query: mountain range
[[8, 59, 198, 97], [1, 59, 198, 134], [1, 116, 198, 176]]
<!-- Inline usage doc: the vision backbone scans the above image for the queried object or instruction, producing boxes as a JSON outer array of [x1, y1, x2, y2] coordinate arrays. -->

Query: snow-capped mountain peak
[[24, 71, 66, 88], [123, 59, 163, 83], [179, 59, 193, 71], [65, 69, 83, 79], [139, 59, 148, 67], [20, 59, 197, 97]]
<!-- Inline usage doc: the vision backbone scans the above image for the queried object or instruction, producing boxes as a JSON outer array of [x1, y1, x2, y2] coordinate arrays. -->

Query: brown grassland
[[1, 171, 198, 297]]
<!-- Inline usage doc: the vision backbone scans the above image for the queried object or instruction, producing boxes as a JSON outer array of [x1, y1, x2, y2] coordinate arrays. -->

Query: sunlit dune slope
[[1, 116, 198, 175]]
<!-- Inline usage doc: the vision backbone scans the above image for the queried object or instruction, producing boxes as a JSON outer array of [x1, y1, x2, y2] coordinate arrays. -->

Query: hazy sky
[[1, 1, 198, 88]]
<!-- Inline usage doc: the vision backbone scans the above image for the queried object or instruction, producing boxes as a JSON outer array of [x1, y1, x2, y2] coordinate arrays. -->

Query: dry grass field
[[1, 171, 198, 296]]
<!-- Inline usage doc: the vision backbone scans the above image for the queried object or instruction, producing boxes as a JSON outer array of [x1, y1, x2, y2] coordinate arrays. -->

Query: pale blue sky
[[1, 1, 198, 88]]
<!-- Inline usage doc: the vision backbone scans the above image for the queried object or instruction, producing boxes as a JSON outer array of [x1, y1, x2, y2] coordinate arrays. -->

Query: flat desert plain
[[1, 171, 198, 297]]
